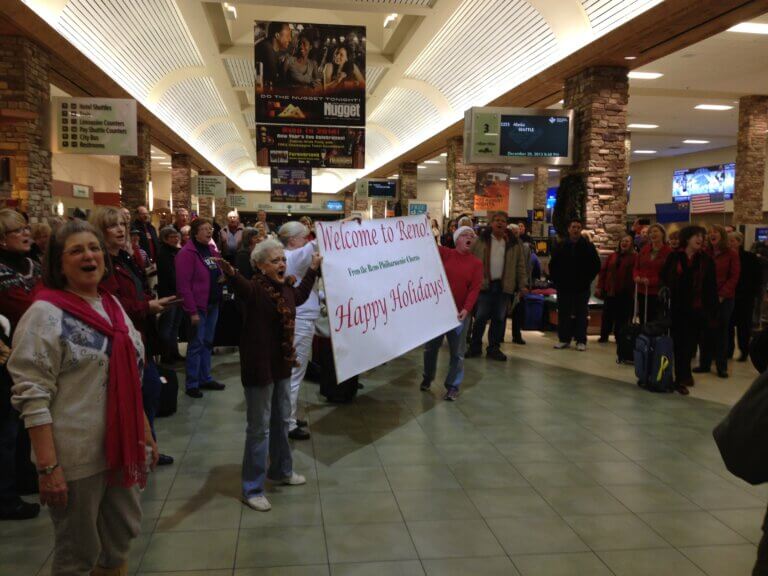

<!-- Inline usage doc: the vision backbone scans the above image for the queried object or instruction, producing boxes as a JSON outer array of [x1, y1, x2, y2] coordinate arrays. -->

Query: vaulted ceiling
[[21, 0, 665, 193]]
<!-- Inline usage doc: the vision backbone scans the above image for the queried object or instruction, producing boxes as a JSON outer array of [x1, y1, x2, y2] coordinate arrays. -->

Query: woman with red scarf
[[596, 234, 636, 343], [8, 220, 157, 576], [633, 224, 671, 322]]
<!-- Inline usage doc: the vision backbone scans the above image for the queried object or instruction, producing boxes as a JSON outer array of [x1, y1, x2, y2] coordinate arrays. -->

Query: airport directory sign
[[464, 106, 574, 166], [195, 175, 227, 198], [52, 97, 137, 156]]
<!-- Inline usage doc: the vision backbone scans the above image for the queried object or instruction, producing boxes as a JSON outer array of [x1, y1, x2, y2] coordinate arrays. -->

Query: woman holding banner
[[420, 226, 483, 401], [217, 240, 321, 512]]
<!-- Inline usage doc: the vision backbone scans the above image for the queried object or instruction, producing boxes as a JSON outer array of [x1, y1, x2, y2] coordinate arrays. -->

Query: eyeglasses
[[6, 226, 31, 236]]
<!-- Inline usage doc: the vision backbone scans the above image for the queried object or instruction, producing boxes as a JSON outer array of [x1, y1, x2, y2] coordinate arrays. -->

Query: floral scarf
[[254, 271, 298, 367]]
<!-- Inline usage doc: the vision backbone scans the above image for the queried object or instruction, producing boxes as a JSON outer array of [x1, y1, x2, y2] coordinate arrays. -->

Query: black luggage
[[617, 283, 643, 364], [157, 365, 179, 417], [315, 335, 358, 403]]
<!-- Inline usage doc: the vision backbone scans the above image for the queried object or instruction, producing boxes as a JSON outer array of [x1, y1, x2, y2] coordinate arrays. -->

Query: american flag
[[690, 193, 726, 214]]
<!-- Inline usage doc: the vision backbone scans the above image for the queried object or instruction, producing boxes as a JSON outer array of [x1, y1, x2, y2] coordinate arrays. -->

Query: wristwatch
[[37, 463, 59, 476]]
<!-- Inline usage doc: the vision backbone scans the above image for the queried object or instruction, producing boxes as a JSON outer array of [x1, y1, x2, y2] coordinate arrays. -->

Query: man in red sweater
[[421, 226, 483, 400]]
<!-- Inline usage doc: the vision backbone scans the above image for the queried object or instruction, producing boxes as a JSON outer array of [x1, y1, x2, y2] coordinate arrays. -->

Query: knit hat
[[453, 225, 475, 245]]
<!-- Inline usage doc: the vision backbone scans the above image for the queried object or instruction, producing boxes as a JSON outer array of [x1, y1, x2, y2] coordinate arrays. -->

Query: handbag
[[712, 370, 768, 485]]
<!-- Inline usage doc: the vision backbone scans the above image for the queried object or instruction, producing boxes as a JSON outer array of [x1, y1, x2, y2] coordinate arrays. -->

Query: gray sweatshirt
[[8, 296, 145, 482]]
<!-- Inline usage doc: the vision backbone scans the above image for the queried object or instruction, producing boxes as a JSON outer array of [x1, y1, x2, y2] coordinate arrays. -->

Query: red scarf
[[36, 287, 147, 488]]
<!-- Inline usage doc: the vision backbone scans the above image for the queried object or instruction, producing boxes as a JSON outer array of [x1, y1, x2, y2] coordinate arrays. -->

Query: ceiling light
[[683, 139, 710, 144], [424, 160, 440, 164], [417, 165, 426, 169], [521, 173, 534, 177], [548, 169, 560, 172], [728, 22, 768, 34], [223, 3, 237, 20], [388, 174, 398, 179], [633, 150, 657, 154], [439, 178, 447, 181], [384, 13, 398, 28], [695, 104, 733, 111], [624, 56, 637, 60], [628, 123, 659, 129], [628, 71, 663, 80], [557, 99, 564, 105], [510, 177, 519, 181], [440, 152, 447, 157]]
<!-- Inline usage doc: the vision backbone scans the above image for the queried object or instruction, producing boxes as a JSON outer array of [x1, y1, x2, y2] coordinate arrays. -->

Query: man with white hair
[[279, 221, 319, 440], [219, 210, 244, 263]]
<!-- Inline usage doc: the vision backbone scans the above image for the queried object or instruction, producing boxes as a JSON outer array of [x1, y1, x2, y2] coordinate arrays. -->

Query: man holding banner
[[420, 226, 483, 400]]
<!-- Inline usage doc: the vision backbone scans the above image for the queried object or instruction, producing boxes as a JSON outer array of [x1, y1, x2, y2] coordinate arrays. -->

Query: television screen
[[271, 166, 311, 203], [757, 227, 768, 243], [499, 115, 570, 159], [325, 200, 344, 211], [673, 163, 734, 201], [368, 179, 398, 199]]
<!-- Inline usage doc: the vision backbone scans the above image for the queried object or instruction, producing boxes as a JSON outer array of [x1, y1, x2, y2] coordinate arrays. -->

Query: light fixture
[[148, 180, 154, 211], [624, 56, 637, 60], [443, 188, 450, 219], [695, 104, 734, 111], [683, 139, 710, 144], [368, 203, 373, 219], [439, 177, 447, 181], [521, 173, 534, 177], [211, 199, 216, 218], [424, 160, 440, 164], [384, 13, 398, 28], [510, 177, 519, 181], [440, 152, 447, 157], [548, 169, 560, 173], [169, 192, 173, 212], [56, 201, 64, 217], [223, 2, 237, 20], [628, 71, 664, 80], [628, 123, 659, 129], [728, 22, 768, 34], [389, 174, 399, 179], [417, 165, 426, 169], [633, 150, 657, 154]]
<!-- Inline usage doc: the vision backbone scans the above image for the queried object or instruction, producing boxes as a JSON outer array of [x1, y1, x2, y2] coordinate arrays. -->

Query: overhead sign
[[52, 97, 137, 156], [254, 21, 366, 169], [316, 215, 458, 382], [72, 184, 90, 199], [464, 106, 574, 166], [408, 201, 428, 215], [227, 194, 247, 208], [271, 165, 312, 203], [475, 169, 510, 212], [356, 178, 398, 200], [195, 175, 227, 198]]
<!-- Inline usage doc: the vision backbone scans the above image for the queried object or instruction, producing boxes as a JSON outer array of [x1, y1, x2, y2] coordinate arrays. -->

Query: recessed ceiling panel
[[366, 66, 388, 95], [224, 57, 255, 88], [405, 0, 558, 113], [58, 0, 203, 100], [582, 0, 664, 36], [353, 0, 433, 5], [156, 77, 228, 136], [198, 122, 241, 154], [366, 130, 393, 164], [369, 87, 441, 151]]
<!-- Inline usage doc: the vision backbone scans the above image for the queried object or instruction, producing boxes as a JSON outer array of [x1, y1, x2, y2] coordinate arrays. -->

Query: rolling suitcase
[[617, 284, 644, 364], [634, 291, 675, 393], [157, 365, 179, 417]]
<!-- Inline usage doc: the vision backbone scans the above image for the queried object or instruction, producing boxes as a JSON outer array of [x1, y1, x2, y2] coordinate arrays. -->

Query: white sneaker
[[281, 472, 306, 486], [244, 495, 271, 512], [553, 342, 570, 349], [576, 343, 587, 352]]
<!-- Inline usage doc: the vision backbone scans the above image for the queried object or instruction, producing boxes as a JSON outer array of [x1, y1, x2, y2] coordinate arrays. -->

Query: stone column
[[734, 95, 768, 224], [371, 199, 386, 219], [533, 166, 549, 212], [343, 189, 354, 217], [564, 66, 630, 251], [353, 193, 368, 214], [447, 136, 475, 218], [171, 153, 191, 211], [196, 170, 213, 218], [119, 122, 150, 212], [398, 161, 418, 215], [0, 36, 52, 221]]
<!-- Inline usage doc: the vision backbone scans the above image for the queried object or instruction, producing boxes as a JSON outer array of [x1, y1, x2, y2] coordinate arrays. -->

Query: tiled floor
[[2, 333, 765, 576]]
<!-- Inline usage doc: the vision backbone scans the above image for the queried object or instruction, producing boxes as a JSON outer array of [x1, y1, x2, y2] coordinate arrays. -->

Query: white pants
[[289, 317, 316, 431]]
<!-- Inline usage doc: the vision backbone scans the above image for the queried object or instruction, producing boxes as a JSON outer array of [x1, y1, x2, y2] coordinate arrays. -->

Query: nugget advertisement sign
[[255, 21, 365, 168], [316, 216, 459, 382]]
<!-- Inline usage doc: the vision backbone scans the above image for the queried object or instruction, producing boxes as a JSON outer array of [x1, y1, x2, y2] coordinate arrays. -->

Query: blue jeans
[[158, 305, 184, 358], [142, 359, 162, 439], [470, 281, 510, 353], [423, 317, 470, 391], [185, 305, 219, 391], [242, 379, 292, 498]]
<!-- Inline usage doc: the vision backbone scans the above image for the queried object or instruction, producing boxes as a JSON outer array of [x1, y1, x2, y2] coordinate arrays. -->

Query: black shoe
[[186, 388, 203, 398], [512, 338, 526, 345], [465, 349, 481, 359], [289, 428, 311, 440], [692, 366, 710, 374], [296, 419, 308, 428], [0, 499, 40, 521], [717, 370, 729, 379], [420, 379, 431, 391], [200, 380, 226, 391], [486, 349, 507, 361], [157, 454, 174, 466]]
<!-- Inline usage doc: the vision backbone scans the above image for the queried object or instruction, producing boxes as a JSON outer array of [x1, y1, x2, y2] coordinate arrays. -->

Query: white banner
[[52, 97, 137, 155], [316, 215, 458, 382]]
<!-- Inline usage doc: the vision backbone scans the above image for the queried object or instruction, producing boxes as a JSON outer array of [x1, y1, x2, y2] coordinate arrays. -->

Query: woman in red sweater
[[694, 224, 740, 378], [633, 224, 671, 322], [596, 234, 636, 343]]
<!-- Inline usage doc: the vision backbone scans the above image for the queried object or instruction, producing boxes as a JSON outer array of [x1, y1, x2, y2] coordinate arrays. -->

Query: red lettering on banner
[[396, 220, 429, 241], [389, 276, 446, 312], [319, 221, 380, 253], [334, 296, 389, 334]]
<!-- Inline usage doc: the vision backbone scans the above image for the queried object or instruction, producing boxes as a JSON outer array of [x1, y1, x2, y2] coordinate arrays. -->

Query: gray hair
[[250, 238, 283, 268], [159, 226, 179, 242], [728, 231, 744, 245], [278, 221, 308, 245], [227, 210, 239, 219]]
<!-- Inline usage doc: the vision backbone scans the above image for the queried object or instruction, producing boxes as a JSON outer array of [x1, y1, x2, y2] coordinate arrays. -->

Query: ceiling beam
[[233, 0, 433, 16]]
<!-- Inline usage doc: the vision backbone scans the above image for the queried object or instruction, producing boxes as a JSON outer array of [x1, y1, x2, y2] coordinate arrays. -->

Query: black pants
[[511, 296, 525, 341], [699, 298, 735, 373], [557, 289, 590, 345], [730, 296, 756, 358], [671, 311, 705, 384], [600, 295, 633, 341]]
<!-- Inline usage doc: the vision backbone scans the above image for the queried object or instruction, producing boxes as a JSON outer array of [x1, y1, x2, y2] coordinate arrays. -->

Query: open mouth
[[81, 265, 97, 272]]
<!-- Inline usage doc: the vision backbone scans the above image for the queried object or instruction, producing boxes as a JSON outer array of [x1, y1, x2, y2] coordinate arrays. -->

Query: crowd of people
[[0, 203, 766, 575]]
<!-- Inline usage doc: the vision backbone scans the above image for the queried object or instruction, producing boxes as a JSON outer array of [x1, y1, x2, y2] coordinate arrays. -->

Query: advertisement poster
[[271, 166, 312, 203], [474, 169, 510, 212], [316, 216, 458, 382], [255, 21, 365, 168], [52, 97, 137, 155]]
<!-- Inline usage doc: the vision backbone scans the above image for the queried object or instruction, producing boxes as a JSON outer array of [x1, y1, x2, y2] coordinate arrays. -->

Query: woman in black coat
[[728, 231, 762, 362], [660, 225, 718, 394]]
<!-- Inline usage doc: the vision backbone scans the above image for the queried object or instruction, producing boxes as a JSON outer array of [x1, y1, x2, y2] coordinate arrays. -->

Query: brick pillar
[[371, 199, 386, 219], [343, 189, 354, 217], [214, 193, 228, 225], [735, 95, 768, 224], [196, 170, 213, 218], [564, 66, 630, 252], [533, 166, 548, 211], [119, 122, 150, 212], [447, 136, 475, 217], [0, 36, 52, 221], [171, 153, 191, 211], [398, 161, 418, 215], [353, 193, 368, 214]]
